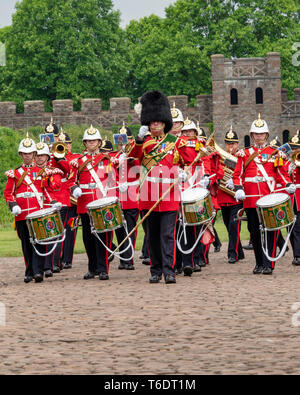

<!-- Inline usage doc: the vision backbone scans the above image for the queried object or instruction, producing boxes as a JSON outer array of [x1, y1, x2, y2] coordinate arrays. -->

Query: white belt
[[16, 192, 43, 199], [80, 183, 98, 189], [245, 176, 275, 183], [146, 176, 176, 184], [122, 180, 140, 187]]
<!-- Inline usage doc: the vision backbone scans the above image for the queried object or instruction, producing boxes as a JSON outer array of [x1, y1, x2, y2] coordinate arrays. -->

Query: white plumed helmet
[[82, 124, 102, 141], [182, 117, 197, 133], [171, 102, 184, 123], [36, 141, 51, 157], [249, 114, 269, 136], [18, 133, 37, 154]]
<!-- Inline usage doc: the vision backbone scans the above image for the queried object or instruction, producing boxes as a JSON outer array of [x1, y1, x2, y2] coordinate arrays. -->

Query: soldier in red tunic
[[4, 135, 55, 283], [217, 128, 245, 264], [111, 124, 140, 270], [232, 115, 294, 274], [69, 125, 117, 280], [127, 90, 179, 284], [288, 131, 300, 265], [176, 118, 211, 276]]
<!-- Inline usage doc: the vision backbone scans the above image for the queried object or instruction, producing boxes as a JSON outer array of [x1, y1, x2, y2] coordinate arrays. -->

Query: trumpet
[[51, 142, 68, 159]]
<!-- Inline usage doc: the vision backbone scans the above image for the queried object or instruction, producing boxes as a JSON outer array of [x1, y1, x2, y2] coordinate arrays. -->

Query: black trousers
[[60, 205, 78, 265], [180, 225, 203, 268], [245, 208, 277, 269], [221, 204, 245, 260], [80, 213, 113, 274], [45, 207, 68, 271], [290, 205, 300, 258], [16, 220, 46, 277], [115, 208, 139, 265], [142, 210, 178, 278]]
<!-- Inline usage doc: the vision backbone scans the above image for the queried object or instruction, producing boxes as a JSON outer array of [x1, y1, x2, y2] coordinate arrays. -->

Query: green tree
[[0, 0, 127, 110]]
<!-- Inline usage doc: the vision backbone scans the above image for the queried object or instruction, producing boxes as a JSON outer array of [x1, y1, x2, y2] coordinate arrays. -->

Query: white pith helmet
[[18, 133, 37, 154]]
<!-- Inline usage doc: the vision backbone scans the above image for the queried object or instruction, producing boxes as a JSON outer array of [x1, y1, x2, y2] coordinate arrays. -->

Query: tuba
[[210, 135, 238, 197]]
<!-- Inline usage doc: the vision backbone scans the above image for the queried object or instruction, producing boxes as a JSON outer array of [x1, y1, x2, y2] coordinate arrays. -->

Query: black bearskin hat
[[140, 90, 173, 133]]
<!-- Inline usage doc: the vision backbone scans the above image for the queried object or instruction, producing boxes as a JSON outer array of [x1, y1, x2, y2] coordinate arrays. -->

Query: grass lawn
[[0, 215, 251, 257]]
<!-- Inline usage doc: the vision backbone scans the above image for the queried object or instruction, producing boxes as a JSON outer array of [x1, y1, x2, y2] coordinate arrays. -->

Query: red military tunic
[[233, 145, 292, 208], [128, 134, 180, 212], [70, 153, 117, 214], [111, 145, 140, 210], [289, 164, 300, 210], [176, 135, 211, 189], [38, 166, 64, 205], [4, 164, 53, 221]]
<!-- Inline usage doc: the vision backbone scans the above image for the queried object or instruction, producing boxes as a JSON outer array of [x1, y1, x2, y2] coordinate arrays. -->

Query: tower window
[[256, 87, 263, 104], [230, 88, 238, 105]]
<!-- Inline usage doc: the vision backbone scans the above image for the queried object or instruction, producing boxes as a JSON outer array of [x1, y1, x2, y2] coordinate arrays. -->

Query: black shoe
[[253, 265, 263, 274], [149, 275, 161, 283], [53, 265, 60, 273], [214, 245, 221, 253], [125, 264, 135, 270], [175, 267, 183, 275], [99, 272, 109, 280], [262, 267, 273, 275], [292, 257, 300, 266], [165, 275, 176, 284], [139, 254, 145, 260], [243, 242, 253, 250], [142, 258, 150, 265], [83, 271, 96, 280], [34, 274, 43, 283], [62, 262, 72, 269], [183, 266, 193, 277], [228, 257, 237, 264], [45, 270, 53, 278], [24, 275, 33, 283], [118, 262, 126, 270], [199, 260, 206, 267], [193, 263, 201, 272]]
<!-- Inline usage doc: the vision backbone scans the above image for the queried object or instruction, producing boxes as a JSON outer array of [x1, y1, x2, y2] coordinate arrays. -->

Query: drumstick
[[109, 148, 211, 257], [183, 173, 216, 191]]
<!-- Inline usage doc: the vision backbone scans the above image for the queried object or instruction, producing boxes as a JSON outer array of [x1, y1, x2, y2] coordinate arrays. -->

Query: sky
[[0, 0, 176, 29]]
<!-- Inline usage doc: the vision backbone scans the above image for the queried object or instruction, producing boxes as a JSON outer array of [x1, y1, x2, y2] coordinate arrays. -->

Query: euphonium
[[211, 136, 238, 197], [51, 141, 68, 159]]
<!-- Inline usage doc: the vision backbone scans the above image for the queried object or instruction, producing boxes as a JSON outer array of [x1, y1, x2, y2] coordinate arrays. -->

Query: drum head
[[181, 188, 209, 204], [26, 207, 56, 219], [86, 197, 118, 209], [256, 193, 289, 208]]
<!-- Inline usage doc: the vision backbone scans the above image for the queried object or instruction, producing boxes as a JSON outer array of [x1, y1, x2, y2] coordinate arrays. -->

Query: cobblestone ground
[[1, 244, 300, 375]]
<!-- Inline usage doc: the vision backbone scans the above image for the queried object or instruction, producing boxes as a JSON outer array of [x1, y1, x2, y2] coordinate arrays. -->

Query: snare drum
[[181, 188, 215, 226], [26, 207, 64, 243], [86, 197, 124, 233], [256, 193, 294, 230]]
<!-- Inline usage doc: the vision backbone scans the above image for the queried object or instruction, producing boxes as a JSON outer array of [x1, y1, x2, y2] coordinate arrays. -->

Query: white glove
[[199, 176, 210, 189], [119, 183, 128, 193], [225, 178, 234, 190], [72, 187, 82, 198], [286, 183, 296, 194], [138, 125, 149, 139], [235, 189, 246, 201], [178, 170, 188, 182], [52, 202, 62, 210], [12, 205, 22, 216]]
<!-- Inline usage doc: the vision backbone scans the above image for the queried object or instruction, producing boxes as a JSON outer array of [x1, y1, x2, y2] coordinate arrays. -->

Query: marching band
[[3, 90, 300, 283]]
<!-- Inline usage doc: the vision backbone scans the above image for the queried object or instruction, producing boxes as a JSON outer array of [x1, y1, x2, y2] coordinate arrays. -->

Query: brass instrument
[[291, 149, 300, 167], [210, 135, 238, 197], [51, 141, 68, 159]]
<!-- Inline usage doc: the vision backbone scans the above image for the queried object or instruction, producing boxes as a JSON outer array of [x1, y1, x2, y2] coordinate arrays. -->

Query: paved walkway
[[0, 244, 300, 375]]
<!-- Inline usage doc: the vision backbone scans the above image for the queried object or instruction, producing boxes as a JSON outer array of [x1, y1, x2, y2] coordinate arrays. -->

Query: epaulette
[[5, 169, 15, 178], [44, 167, 64, 176], [236, 149, 246, 158]]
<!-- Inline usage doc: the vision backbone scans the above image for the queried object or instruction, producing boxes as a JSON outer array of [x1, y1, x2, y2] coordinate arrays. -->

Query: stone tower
[[211, 53, 282, 144]]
